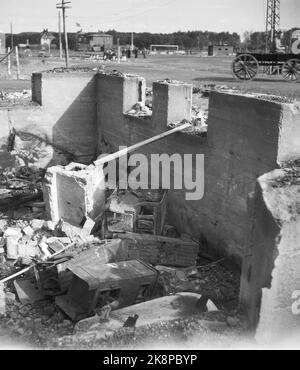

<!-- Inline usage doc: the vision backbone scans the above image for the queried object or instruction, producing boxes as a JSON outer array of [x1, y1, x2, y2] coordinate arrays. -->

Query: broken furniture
[[104, 190, 167, 235], [55, 259, 159, 322]]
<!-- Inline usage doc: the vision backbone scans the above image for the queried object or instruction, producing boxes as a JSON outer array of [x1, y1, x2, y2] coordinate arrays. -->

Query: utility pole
[[10, 23, 14, 49], [131, 32, 134, 51], [265, 0, 280, 53], [117, 37, 120, 64], [56, 0, 72, 68], [58, 11, 63, 59]]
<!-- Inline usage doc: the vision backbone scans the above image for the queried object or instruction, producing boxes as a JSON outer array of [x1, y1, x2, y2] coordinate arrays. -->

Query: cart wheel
[[232, 54, 259, 81], [282, 59, 300, 81]]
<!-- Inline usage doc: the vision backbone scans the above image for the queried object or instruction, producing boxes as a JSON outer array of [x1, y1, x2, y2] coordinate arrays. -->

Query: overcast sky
[[0, 0, 299, 35]]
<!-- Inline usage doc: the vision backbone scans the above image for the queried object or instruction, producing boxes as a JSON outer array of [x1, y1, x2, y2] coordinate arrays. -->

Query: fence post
[[15, 46, 20, 80]]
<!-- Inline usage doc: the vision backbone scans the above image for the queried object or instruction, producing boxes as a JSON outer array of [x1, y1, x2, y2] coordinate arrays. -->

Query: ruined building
[[0, 70, 300, 344]]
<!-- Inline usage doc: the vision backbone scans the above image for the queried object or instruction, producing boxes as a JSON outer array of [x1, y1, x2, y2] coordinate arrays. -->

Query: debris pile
[[0, 148, 241, 348], [126, 102, 152, 118], [0, 90, 32, 107], [0, 166, 45, 215]]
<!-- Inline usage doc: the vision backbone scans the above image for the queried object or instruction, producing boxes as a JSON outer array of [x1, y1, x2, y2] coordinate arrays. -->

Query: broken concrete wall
[[187, 93, 300, 261], [0, 72, 98, 169], [239, 168, 300, 343], [3, 71, 300, 264], [96, 73, 300, 263]]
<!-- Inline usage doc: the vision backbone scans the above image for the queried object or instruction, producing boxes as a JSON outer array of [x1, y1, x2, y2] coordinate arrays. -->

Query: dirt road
[[0, 55, 299, 98]]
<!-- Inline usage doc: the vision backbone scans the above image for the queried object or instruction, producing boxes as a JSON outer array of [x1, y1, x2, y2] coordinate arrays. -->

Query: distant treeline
[[6, 30, 241, 50], [5, 28, 298, 51], [106, 30, 241, 50]]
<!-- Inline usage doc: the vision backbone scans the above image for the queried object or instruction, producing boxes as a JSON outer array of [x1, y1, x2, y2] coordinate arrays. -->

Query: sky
[[0, 0, 299, 35]]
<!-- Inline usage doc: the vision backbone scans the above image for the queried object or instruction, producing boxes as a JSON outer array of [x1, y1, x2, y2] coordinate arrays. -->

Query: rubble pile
[[0, 156, 242, 348], [0, 166, 45, 216], [126, 102, 152, 118], [0, 90, 32, 107], [273, 159, 300, 187]]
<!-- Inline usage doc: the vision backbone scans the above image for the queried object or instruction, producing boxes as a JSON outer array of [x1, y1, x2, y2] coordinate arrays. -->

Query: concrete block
[[4, 228, 22, 260], [31, 219, 45, 231], [22, 226, 34, 236], [152, 80, 192, 130], [43, 162, 105, 226]]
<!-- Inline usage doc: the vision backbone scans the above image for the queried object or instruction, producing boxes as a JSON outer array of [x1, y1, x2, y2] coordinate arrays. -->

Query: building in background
[[208, 44, 234, 56], [0, 31, 6, 54], [76, 32, 113, 52], [40, 29, 55, 52]]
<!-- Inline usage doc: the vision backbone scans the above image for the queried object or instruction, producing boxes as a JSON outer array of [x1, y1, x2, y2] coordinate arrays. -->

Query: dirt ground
[[1, 54, 300, 99]]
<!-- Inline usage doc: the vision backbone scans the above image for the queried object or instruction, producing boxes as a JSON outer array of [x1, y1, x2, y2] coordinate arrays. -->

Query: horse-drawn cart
[[232, 53, 300, 81]]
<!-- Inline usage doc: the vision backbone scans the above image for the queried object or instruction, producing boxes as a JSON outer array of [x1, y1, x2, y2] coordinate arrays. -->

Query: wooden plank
[[92, 122, 191, 167], [115, 232, 199, 246]]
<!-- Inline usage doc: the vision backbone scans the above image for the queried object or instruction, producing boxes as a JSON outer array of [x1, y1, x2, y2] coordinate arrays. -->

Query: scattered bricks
[[4, 228, 22, 238], [4, 228, 22, 260], [23, 226, 34, 237], [31, 219, 45, 231], [152, 80, 192, 131], [43, 162, 105, 227], [6, 236, 19, 260], [43, 220, 57, 231]]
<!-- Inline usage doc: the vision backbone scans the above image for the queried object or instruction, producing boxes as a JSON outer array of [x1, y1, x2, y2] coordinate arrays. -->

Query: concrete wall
[[96, 75, 300, 263], [240, 168, 300, 343], [0, 72, 98, 169], [2, 71, 300, 265]]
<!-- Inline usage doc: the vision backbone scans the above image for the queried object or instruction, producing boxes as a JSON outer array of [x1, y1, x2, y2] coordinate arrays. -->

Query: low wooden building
[[76, 32, 113, 52], [208, 44, 234, 56]]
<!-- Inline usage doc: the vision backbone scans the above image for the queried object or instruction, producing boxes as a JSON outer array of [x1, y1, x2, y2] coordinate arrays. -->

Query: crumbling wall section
[[240, 168, 300, 343]]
